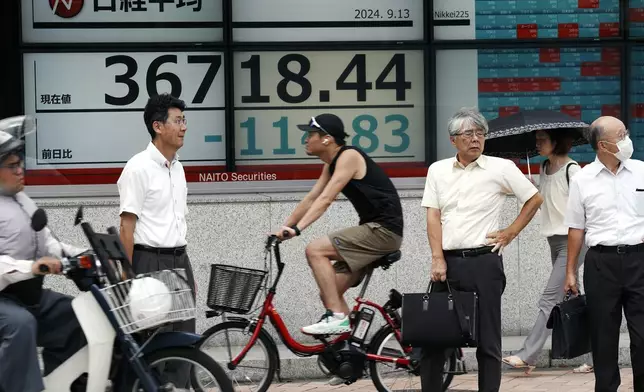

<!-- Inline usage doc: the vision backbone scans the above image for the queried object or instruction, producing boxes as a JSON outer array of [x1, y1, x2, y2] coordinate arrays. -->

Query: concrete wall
[[40, 189, 624, 344]]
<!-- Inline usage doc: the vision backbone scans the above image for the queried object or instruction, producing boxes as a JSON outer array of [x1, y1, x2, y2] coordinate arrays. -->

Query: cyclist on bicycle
[[276, 113, 403, 336]]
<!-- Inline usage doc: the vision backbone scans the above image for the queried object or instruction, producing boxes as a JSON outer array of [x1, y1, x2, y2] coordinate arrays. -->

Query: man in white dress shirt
[[564, 116, 644, 392], [117, 93, 195, 334], [421, 107, 543, 392]]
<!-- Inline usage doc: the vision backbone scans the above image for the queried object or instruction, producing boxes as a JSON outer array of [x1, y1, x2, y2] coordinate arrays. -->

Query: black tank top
[[328, 146, 403, 237]]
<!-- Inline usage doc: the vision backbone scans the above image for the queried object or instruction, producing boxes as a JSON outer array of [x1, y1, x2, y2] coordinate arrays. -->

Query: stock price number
[[239, 52, 413, 104], [239, 114, 410, 156], [354, 8, 411, 19], [104, 54, 222, 106]]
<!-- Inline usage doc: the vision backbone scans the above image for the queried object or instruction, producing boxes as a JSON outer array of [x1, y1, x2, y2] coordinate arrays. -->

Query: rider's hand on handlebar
[[32, 257, 62, 275], [276, 226, 296, 240]]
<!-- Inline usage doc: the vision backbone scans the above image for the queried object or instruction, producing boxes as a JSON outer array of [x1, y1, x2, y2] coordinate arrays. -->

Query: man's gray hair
[[585, 124, 605, 151], [447, 107, 489, 136]]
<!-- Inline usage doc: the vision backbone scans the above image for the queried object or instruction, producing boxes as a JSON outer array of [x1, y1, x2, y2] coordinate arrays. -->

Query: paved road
[[263, 368, 635, 391]]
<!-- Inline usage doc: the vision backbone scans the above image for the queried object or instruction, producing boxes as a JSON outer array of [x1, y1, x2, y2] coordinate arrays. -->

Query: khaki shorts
[[329, 222, 402, 280]]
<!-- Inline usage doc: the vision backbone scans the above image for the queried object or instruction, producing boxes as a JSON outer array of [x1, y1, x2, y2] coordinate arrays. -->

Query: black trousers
[[584, 247, 644, 392], [420, 252, 506, 392]]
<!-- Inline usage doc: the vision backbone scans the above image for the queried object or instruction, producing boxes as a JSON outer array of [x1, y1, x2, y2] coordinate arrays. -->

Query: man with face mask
[[0, 116, 89, 392], [564, 115, 644, 392]]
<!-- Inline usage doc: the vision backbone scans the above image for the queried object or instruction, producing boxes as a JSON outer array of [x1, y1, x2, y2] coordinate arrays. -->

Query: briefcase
[[401, 280, 479, 348], [546, 292, 591, 359]]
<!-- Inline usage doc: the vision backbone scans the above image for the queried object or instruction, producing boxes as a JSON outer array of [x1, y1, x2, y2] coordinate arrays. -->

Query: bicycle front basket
[[206, 264, 267, 314]]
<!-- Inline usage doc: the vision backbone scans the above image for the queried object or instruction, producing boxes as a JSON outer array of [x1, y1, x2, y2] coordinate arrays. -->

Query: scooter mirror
[[31, 208, 48, 232]]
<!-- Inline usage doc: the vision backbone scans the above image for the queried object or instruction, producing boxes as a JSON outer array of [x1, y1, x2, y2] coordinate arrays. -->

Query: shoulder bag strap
[[446, 279, 472, 340], [566, 162, 578, 186], [451, 294, 472, 340]]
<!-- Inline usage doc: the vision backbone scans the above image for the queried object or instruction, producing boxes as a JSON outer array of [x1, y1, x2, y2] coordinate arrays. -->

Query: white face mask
[[605, 136, 633, 162]]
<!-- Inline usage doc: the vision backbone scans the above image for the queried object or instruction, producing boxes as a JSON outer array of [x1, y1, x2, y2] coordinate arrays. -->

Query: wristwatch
[[290, 225, 301, 236]]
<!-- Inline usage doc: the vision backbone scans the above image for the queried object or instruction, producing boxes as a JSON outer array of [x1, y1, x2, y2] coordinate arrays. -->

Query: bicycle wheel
[[129, 347, 234, 392], [367, 325, 456, 392], [197, 320, 278, 392]]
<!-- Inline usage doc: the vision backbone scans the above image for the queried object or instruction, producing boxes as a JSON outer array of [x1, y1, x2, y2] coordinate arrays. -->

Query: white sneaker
[[329, 376, 345, 386], [301, 310, 351, 335]]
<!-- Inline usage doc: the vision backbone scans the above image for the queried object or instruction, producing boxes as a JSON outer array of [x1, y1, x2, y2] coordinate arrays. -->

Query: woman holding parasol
[[484, 110, 593, 374]]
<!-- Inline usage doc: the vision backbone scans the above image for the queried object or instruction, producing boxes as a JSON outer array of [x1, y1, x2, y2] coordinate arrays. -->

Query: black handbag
[[546, 292, 591, 359], [400, 280, 479, 348]]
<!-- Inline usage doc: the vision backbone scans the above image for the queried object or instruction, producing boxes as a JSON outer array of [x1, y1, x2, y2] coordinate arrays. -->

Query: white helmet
[[129, 277, 173, 329], [0, 115, 34, 163]]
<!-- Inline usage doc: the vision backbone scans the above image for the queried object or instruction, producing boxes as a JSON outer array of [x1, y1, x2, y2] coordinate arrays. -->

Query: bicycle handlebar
[[264, 234, 287, 291], [265, 233, 286, 248], [264, 229, 295, 250]]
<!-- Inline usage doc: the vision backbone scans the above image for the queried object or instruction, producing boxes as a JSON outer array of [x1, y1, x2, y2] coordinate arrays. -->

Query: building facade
[[1, 0, 639, 374]]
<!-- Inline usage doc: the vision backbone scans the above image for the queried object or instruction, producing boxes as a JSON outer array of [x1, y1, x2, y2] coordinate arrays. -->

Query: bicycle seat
[[372, 250, 402, 270]]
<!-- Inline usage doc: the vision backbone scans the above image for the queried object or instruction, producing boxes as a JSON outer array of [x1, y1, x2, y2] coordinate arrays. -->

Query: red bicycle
[[196, 235, 466, 391]]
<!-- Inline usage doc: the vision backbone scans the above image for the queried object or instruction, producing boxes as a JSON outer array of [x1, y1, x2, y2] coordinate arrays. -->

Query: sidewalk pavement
[[265, 368, 635, 391]]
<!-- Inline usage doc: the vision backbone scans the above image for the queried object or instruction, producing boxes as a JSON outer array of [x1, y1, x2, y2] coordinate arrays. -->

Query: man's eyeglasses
[[0, 161, 24, 174], [169, 118, 187, 126], [457, 129, 488, 139]]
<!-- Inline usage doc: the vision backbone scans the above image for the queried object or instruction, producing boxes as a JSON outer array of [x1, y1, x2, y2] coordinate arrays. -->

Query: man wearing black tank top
[[275, 113, 403, 337]]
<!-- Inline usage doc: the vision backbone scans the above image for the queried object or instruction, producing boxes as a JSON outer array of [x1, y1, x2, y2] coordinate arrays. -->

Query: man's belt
[[591, 243, 644, 254], [133, 244, 187, 256], [443, 246, 495, 258]]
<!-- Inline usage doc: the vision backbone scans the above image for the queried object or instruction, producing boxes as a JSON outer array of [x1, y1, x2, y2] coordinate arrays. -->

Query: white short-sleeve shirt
[[538, 159, 581, 237], [564, 157, 644, 247], [117, 142, 188, 248], [421, 154, 539, 250]]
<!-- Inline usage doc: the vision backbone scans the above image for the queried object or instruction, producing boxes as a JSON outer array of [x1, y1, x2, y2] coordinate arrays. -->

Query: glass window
[[15, 0, 642, 193], [21, 0, 223, 43], [232, 50, 427, 180], [629, 0, 644, 37], [433, 0, 621, 40], [22, 50, 226, 186], [18, 0, 429, 191], [232, 0, 424, 42], [435, 46, 622, 164]]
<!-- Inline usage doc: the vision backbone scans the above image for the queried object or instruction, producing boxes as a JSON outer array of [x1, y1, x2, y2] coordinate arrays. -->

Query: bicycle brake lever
[[265, 235, 277, 250]]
